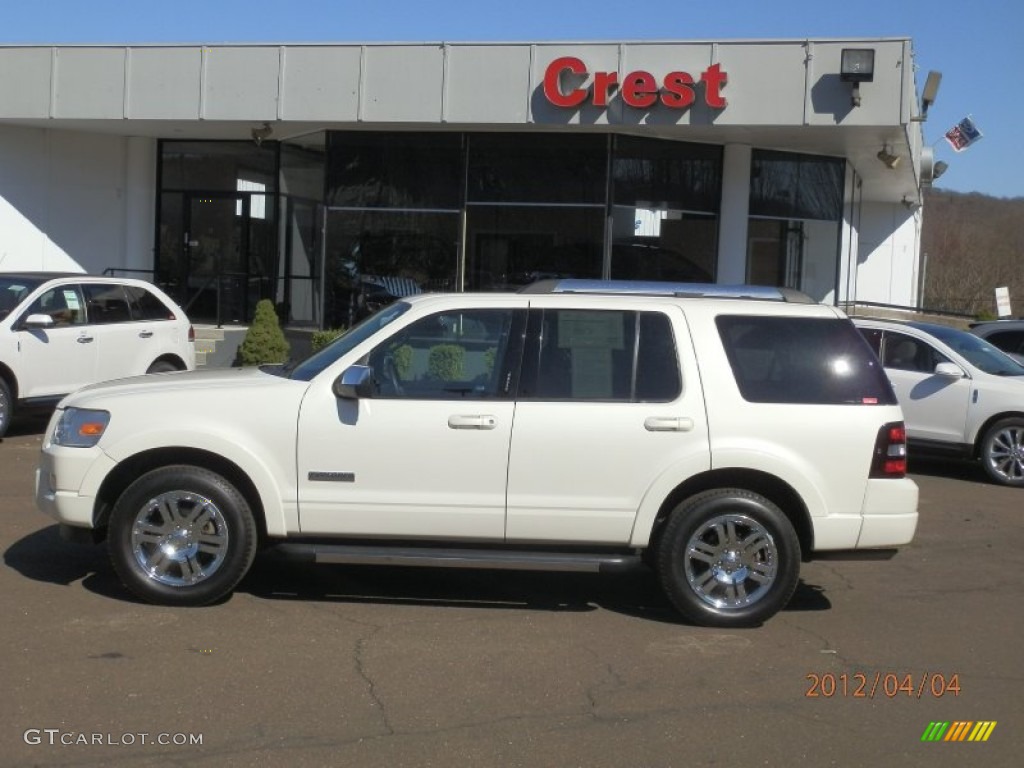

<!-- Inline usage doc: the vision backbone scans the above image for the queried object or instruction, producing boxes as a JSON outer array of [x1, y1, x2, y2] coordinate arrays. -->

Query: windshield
[[919, 323, 1024, 377], [0, 276, 45, 322], [286, 301, 412, 381]]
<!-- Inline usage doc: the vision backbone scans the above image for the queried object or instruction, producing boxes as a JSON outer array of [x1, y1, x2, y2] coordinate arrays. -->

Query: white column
[[716, 144, 752, 284], [124, 137, 157, 273]]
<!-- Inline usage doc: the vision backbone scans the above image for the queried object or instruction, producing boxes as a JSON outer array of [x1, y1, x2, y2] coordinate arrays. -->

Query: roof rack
[[520, 279, 815, 303]]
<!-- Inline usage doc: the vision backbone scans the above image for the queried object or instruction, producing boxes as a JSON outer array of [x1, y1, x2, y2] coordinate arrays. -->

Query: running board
[[266, 543, 642, 573]]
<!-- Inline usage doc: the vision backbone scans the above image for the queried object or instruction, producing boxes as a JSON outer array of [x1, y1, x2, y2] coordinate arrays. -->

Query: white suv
[[0, 272, 195, 437], [854, 317, 1024, 486], [36, 281, 918, 627]]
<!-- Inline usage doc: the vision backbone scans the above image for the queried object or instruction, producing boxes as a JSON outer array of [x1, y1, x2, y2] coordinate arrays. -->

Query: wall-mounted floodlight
[[840, 48, 875, 107], [877, 145, 901, 169]]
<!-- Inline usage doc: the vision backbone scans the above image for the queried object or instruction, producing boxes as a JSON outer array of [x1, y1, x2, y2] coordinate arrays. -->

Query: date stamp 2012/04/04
[[805, 672, 961, 699]]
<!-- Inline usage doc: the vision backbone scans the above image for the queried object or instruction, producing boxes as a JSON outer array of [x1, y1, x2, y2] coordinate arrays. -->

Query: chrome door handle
[[139, 330, 154, 338], [448, 415, 497, 430], [644, 416, 694, 432]]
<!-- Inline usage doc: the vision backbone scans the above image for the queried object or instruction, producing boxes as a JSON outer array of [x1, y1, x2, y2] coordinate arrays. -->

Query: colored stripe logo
[[921, 721, 997, 742]]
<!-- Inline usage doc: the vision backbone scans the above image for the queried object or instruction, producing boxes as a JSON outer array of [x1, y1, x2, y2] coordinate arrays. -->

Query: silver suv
[[37, 281, 918, 627]]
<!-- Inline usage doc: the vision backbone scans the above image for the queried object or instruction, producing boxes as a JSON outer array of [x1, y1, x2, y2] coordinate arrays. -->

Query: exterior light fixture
[[840, 48, 875, 107], [933, 160, 949, 180], [250, 122, 273, 145], [877, 145, 901, 169]]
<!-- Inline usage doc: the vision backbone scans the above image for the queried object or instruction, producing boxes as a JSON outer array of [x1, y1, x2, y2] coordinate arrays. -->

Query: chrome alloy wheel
[[684, 513, 778, 609], [130, 491, 230, 587], [984, 424, 1024, 484]]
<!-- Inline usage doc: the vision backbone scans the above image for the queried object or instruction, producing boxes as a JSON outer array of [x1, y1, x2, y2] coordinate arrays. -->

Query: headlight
[[52, 408, 111, 448]]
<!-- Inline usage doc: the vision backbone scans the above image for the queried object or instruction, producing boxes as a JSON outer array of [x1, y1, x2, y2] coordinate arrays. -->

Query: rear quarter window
[[716, 315, 897, 405]]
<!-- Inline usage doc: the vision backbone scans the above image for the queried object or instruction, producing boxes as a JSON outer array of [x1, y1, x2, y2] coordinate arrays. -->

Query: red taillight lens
[[188, 324, 195, 343], [871, 421, 907, 478]]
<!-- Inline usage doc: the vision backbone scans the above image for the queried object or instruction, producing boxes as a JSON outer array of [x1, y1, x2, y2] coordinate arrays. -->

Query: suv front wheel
[[108, 465, 258, 605], [657, 489, 801, 627]]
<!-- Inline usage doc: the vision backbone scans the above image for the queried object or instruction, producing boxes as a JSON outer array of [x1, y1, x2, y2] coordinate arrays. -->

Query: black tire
[[108, 465, 257, 606], [979, 418, 1024, 487], [146, 360, 179, 374], [0, 378, 11, 439], [656, 488, 801, 627]]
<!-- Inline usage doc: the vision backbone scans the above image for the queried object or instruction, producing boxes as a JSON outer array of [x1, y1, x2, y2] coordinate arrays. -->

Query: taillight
[[870, 421, 907, 478], [188, 324, 195, 343]]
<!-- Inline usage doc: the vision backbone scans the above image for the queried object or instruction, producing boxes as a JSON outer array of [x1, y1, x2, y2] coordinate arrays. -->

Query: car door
[[295, 304, 527, 539], [15, 283, 97, 399], [505, 301, 710, 544], [81, 282, 156, 381], [880, 330, 972, 445]]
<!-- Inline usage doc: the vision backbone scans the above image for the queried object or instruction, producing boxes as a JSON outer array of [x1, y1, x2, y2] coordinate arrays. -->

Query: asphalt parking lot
[[1, 416, 1020, 768]]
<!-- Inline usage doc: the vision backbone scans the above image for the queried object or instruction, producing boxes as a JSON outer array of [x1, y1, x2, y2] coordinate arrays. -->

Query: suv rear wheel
[[108, 465, 257, 605], [657, 488, 801, 627], [980, 418, 1024, 487]]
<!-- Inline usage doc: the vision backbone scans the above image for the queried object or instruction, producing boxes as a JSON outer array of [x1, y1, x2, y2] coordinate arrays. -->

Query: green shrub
[[427, 344, 464, 381], [237, 299, 290, 365], [311, 327, 346, 351], [975, 310, 997, 322], [393, 344, 413, 380]]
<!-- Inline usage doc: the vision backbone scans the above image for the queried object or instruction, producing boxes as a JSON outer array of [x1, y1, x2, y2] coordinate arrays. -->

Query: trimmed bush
[[237, 299, 290, 365], [311, 327, 346, 351], [393, 344, 413, 380], [427, 344, 464, 381]]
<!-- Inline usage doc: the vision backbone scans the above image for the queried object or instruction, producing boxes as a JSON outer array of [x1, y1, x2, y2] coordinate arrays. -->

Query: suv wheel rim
[[684, 514, 778, 610], [986, 425, 1024, 483], [130, 491, 230, 587]]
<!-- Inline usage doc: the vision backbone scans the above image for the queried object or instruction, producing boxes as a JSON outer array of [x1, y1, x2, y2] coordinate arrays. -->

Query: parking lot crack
[[353, 629, 394, 737]]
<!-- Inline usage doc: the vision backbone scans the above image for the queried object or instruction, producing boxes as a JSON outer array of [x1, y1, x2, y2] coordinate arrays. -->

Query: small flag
[[944, 116, 983, 152]]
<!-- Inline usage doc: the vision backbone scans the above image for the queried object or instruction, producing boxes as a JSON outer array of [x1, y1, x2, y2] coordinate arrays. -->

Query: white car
[[37, 281, 918, 627], [854, 317, 1024, 486], [0, 272, 195, 437]]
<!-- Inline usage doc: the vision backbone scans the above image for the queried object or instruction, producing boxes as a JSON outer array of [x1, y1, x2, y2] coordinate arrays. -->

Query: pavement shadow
[[3, 525, 132, 601], [908, 456, 991, 485], [7, 527, 833, 625]]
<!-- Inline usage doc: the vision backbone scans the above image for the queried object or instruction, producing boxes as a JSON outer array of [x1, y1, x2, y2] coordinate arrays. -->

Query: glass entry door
[[181, 192, 275, 324]]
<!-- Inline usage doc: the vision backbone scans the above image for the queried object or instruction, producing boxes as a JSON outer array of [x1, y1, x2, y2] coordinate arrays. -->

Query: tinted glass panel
[[326, 132, 463, 209], [467, 133, 606, 204], [124, 286, 175, 321], [81, 284, 132, 324], [161, 141, 277, 192], [465, 206, 604, 291], [25, 285, 87, 327], [749, 150, 844, 221], [0, 276, 46, 321], [520, 309, 679, 402], [636, 312, 682, 401], [365, 309, 519, 400], [718, 316, 896, 405], [612, 135, 722, 212]]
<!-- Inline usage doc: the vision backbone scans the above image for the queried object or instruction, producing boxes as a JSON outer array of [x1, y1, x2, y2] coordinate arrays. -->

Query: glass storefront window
[[610, 136, 722, 283], [749, 150, 844, 221], [160, 141, 278, 192], [465, 206, 604, 291], [326, 132, 463, 209], [467, 133, 606, 204], [746, 150, 845, 303], [323, 210, 459, 328]]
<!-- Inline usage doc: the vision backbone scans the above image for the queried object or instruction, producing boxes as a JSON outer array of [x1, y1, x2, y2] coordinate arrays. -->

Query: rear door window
[[717, 315, 896, 405]]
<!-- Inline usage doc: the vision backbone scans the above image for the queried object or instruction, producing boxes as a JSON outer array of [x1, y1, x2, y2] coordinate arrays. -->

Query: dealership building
[[0, 39, 937, 327]]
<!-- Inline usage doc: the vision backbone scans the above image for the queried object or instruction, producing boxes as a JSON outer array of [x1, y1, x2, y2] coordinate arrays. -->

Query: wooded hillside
[[921, 188, 1024, 317]]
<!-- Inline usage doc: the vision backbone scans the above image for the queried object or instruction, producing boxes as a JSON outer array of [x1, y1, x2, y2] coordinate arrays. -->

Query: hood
[[61, 366, 299, 408]]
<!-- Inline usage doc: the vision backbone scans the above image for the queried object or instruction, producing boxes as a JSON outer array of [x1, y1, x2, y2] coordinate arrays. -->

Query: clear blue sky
[[4, 0, 1020, 198]]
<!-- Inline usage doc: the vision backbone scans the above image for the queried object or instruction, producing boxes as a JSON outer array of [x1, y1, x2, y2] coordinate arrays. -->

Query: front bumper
[[35, 444, 116, 529]]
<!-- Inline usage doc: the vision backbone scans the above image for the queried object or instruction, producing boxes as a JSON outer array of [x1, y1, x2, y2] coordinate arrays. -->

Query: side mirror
[[333, 365, 374, 400], [934, 362, 965, 378], [23, 313, 55, 329]]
